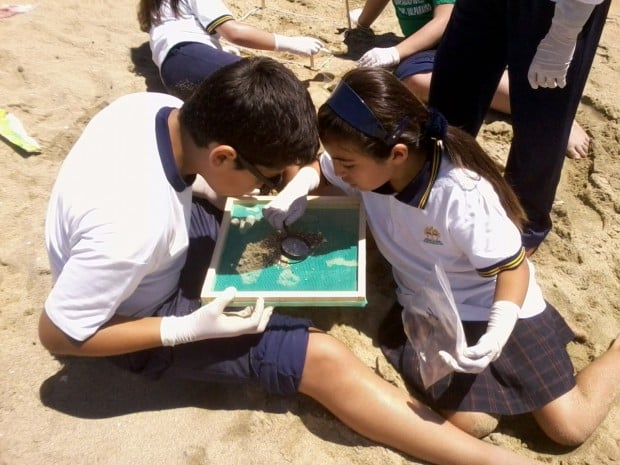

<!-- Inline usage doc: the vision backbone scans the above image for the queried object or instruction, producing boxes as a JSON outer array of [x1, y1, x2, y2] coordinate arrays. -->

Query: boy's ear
[[389, 143, 409, 165], [209, 144, 237, 167]]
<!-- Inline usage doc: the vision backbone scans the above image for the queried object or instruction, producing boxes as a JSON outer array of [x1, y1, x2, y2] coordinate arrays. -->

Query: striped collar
[[372, 146, 442, 209], [155, 107, 194, 192]]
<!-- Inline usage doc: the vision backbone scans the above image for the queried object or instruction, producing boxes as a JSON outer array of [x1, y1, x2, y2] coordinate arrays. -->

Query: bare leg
[[402, 72, 431, 103], [490, 71, 511, 114], [440, 410, 500, 439], [490, 71, 590, 159], [532, 334, 620, 446], [299, 331, 540, 465], [407, 69, 589, 158]]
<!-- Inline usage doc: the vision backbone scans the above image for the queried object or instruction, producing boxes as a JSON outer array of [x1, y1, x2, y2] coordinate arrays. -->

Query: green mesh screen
[[212, 200, 360, 292]]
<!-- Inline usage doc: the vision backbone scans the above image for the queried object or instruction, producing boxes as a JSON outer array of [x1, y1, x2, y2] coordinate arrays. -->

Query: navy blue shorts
[[109, 198, 312, 397], [379, 301, 576, 415], [394, 49, 436, 81], [160, 42, 241, 100]]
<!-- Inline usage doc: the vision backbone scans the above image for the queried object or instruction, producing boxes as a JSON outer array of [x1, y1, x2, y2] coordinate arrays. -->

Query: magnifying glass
[[279, 222, 311, 261]]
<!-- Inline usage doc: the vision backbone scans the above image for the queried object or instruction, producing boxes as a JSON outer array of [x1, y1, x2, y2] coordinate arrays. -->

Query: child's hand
[[439, 301, 519, 374], [263, 166, 320, 230], [358, 47, 400, 68], [439, 348, 493, 374], [274, 34, 326, 56], [159, 287, 273, 346]]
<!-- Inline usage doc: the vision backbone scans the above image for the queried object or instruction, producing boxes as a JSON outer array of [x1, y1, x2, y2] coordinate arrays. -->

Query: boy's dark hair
[[318, 67, 526, 230], [180, 57, 319, 170]]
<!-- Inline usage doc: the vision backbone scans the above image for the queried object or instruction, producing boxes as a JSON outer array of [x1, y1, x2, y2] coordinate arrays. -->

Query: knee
[[537, 421, 592, 447], [299, 331, 361, 394], [534, 404, 594, 446], [304, 331, 352, 371], [402, 74, 430, 102], [442, 410, 499, 439]]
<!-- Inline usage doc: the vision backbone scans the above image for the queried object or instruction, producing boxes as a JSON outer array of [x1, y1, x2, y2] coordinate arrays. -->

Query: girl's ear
[[389, 143, 409, 166]]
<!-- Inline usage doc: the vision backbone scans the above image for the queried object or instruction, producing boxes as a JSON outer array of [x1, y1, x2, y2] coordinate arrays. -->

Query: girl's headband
[[326, 81, 408, 146]]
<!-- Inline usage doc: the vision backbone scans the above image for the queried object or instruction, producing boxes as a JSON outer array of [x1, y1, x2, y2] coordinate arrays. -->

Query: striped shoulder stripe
[[206, 15, 234, 34], [417, 145, 441, 209], [477, 247, 526, 278]]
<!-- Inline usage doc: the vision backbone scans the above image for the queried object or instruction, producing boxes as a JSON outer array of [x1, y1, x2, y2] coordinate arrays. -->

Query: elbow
[[38, 325, 61, 355], [38, 313, 53, 352], [38, 311, 72, 355]]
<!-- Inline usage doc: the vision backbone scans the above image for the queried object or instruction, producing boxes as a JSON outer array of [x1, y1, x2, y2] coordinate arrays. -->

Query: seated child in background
[[39, 56, 541, 465], [138, 0, 325, 99], [313, 67, 620, 445], [348, 0, 590, 159]]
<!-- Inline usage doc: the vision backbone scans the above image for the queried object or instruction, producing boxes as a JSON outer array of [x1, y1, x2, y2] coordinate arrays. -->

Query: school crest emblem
[[423, 226, 443, 245]]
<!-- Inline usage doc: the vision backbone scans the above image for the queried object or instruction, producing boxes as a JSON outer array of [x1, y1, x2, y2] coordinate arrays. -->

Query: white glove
[[262, 166, 320, 230], [439, 300, 519, 374], [160, 287, 273, 346], [230, 214, 258, 234], [528, 0, 595, 89], [349, 7, 363, 26], [274, 34, 325, 56], [358, 47, 400, 68]]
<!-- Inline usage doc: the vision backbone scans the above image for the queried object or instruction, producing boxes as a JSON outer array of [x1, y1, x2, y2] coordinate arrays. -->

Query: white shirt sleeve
[[45, 217, 157, 342], [445, 173, 523, 274], [190, 0, 234, 32]]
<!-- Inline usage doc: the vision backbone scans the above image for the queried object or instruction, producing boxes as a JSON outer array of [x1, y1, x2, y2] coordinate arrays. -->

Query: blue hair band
[[326, 81, 408, 146], [424, 108, 448, 141]]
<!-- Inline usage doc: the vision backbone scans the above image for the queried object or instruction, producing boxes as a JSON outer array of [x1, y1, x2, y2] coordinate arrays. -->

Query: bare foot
[[566, 121, 590, 159]]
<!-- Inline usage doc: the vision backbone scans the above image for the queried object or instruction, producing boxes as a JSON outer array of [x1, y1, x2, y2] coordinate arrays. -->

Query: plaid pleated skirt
[[379, 301, 576, 415]]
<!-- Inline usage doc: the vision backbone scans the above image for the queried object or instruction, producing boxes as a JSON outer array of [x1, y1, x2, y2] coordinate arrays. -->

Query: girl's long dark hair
[[318, 67, 526, 230], [138, 0, 181, 32]]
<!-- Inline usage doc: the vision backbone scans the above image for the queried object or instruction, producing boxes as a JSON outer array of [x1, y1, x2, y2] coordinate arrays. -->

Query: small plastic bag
[[399, 263, 466, 389], [0, 108, 41, 153]]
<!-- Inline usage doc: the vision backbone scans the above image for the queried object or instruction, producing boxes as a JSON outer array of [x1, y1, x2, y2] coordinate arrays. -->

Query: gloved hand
[[274, 34, 326, 56], [160, 287, 273, 346], [230, 214, 257, 234], [528, 0, 595, 89], [439, 300, 519, 374], [263, 166, 320, 230], [349, 7, 363, 26], [358, 47, 400, 68]]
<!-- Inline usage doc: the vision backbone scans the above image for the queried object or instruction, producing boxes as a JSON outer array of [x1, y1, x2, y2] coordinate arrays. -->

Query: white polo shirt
[[149, 0, 234, 68], [320, 149, 546, 321], [45, 92, 194, 341]]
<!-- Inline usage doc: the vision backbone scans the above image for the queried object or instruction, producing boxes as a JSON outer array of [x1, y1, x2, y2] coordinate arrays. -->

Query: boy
[[39, 57, 539, 465]]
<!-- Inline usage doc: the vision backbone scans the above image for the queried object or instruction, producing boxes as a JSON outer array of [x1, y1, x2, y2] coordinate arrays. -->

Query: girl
[[316, 67, 620, 445], [137, 0, 324, 99], [349, 0, 590, 159]]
